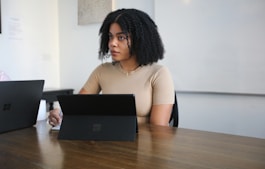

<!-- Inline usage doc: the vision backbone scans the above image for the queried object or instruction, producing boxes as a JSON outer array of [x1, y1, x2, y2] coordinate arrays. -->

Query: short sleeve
[[82, 65, 102, 93], [152, 66, 175, 105]]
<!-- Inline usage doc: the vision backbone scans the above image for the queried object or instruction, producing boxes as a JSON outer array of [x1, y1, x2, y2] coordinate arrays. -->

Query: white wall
[[178, 92, 265, 138], [154, 0, 265, 138], [0, 0, 264, 139], [0, 0, 59, 88], [155, 0, 265, 94]]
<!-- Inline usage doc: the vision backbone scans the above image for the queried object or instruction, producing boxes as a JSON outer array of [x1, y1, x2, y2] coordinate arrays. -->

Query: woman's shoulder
[[145, 63, 170, 72], [95, 62, 115, 70], [91, 62, 118, 74]]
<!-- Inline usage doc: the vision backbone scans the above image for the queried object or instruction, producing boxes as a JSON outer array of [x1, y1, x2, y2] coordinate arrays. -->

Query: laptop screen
[[0, 80, 44, 133], [57, 94, 137, 141]]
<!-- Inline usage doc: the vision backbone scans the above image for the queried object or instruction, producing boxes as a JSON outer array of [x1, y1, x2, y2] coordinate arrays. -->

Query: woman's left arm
[[149, 66, 175, 126], [150, 104, 173, 126]]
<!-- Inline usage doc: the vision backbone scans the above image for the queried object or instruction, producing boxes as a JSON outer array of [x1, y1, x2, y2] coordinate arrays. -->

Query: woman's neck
[[119, 61, 140, 72]]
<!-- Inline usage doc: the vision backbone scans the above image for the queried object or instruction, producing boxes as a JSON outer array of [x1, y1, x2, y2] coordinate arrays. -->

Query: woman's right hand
[[48, 108, 62, 127]]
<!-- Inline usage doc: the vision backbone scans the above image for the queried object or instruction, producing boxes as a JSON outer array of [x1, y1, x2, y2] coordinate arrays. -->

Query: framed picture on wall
[[78, 0, 113, 25]]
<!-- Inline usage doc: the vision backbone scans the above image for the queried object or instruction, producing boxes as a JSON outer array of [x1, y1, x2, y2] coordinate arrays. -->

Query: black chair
[[169, 91, 179, 127]]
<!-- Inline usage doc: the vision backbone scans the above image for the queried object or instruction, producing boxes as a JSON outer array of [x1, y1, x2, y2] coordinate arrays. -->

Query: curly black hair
[[98, 8, 165, 65]]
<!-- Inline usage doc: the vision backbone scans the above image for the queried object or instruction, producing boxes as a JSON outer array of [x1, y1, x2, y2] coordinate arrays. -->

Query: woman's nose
[[109, 38, 118, 47]]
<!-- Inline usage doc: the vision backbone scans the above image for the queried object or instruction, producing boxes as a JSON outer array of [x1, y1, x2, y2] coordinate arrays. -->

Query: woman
[[49, 8, 175, 127]]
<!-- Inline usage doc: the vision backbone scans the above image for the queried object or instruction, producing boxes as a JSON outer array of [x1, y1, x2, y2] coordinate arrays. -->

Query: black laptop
[[0, 80, 44, 133], [57, 94, 137, 141]]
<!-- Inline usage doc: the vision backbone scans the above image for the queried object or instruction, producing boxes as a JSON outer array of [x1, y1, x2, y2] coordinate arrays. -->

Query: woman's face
[[108, 23, 132, 62]]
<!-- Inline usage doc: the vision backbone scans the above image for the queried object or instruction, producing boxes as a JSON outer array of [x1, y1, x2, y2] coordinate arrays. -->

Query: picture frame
[[78, 0, 113, 25]]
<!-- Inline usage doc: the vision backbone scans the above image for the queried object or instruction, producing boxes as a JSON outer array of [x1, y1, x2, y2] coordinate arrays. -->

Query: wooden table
[[0, 121, 264, 169]]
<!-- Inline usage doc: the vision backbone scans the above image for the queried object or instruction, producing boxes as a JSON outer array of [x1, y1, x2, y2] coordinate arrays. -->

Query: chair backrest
[[169, 91, 179, 127]]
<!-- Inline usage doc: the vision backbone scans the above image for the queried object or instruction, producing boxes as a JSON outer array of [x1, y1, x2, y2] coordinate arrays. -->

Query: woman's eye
[[118, 35, 126, 41]]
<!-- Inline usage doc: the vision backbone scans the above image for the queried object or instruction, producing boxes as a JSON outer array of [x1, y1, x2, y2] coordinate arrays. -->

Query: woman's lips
[[111, 51, 119, 56]]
